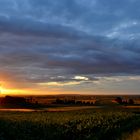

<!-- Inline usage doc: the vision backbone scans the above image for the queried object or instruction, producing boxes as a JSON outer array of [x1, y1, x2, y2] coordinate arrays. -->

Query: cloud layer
[[0, 0, 140, 94]]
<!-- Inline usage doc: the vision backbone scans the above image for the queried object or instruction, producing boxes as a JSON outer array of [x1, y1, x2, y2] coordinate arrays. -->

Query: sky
[[0, 0, 140, 95]]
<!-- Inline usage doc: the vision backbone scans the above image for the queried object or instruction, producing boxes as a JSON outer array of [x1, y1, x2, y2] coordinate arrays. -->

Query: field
[[0, 109, 140, 140], [0, 95, 140, 140], [122, 129, 140, 140]]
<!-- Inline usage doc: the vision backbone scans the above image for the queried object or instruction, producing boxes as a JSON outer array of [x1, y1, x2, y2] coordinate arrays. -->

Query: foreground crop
[[0, 110, 139, 140]]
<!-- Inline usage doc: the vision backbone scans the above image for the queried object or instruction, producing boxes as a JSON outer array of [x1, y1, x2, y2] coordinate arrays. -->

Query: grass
[[121, 129, 140, 140], [0, 109, 139, 140]]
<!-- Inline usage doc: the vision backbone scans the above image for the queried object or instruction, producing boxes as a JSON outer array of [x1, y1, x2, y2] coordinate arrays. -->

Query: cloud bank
[[0, 0, 140, 94]]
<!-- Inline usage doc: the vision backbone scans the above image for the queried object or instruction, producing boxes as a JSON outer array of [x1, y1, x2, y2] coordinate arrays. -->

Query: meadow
[[0, 109, 140, 140]]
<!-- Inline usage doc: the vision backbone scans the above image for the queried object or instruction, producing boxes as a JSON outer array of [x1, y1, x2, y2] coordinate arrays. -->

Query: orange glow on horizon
[[0, 88, 29, 95], [0, 87, 137, 96]]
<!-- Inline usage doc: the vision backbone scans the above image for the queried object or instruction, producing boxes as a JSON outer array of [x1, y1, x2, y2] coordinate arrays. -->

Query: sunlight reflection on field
[[0, 109, 35, 112]]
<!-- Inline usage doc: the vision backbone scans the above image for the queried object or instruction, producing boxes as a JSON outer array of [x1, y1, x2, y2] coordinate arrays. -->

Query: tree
[[115, 97, 122, 104], [128, 99, 134, 105]]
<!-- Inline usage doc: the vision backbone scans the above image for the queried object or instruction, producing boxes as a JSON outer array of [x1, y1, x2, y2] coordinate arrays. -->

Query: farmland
[[122, 129, 140, 140], [0, 109, 140, 140], [0, 95, 140, 140]]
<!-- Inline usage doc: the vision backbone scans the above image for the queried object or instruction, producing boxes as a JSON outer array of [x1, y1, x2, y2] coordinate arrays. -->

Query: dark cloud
[[0, 0, 140, 88]]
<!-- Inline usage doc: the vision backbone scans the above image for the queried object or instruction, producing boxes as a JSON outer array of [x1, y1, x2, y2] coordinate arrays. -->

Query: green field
[[0, 109, 140, 140]]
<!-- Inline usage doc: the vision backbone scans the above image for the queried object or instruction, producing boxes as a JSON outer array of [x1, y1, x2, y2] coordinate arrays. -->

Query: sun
[[0, 84, 3, 94], [0, 85, 25, 96], [0, 86, 9, 95]]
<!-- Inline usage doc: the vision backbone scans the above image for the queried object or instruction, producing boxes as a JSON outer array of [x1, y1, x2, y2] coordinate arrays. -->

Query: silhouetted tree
[[128, 99, 134, 105], [56, 98, 64, 104], [76, 101, 82, 105], [115, 97, 122, 104]]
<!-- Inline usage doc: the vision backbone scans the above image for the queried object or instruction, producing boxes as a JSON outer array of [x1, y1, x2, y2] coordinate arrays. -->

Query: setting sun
[[0, 88, 25, 95]]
